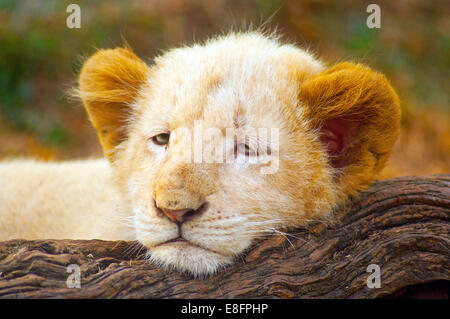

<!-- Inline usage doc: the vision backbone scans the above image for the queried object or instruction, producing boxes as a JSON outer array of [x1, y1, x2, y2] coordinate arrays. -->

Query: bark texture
[[0, 175, 448, 298]]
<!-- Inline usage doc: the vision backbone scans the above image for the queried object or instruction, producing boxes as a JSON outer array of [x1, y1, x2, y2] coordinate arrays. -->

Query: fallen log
[[0, 175, 448, 298]]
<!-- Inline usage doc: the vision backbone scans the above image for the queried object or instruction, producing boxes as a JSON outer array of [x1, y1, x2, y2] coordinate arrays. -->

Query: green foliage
[[0, 0, 448, 164]]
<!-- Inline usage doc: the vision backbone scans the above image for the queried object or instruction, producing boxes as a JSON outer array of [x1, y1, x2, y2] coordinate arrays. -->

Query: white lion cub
[[0, 32, 400, 276]]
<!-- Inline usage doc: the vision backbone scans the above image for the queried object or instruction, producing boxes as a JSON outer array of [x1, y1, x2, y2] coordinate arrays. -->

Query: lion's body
[[0, 32, 400, 276], [0, 159, 130, 241]]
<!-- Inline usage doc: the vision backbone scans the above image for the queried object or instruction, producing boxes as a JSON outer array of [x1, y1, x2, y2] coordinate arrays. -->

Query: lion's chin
[[146, 241, 234, 277]]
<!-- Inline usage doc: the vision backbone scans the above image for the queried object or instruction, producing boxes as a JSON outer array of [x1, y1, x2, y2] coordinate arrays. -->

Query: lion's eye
[[151, 133, 170, 146], [236, 142, 257, 157]]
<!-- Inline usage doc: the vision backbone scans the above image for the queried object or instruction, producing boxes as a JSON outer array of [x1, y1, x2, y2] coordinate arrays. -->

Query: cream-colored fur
[[0, 32, 400, 276], [0, 159, 130, 240]]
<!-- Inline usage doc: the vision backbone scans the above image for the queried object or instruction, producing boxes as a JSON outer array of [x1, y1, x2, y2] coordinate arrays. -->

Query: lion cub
[[0, 32, 400, 276]]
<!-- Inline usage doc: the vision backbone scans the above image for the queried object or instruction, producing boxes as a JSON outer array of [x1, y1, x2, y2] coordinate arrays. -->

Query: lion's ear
[[78, 47, 150, 159], [299, 62, 401, 195]]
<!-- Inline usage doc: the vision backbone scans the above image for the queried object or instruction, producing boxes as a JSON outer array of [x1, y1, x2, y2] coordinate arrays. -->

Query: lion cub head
[[78, 32, 400, 276]]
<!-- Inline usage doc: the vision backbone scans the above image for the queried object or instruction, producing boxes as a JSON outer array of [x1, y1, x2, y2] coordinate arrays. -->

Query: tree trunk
[[0, 175, 448, 298]]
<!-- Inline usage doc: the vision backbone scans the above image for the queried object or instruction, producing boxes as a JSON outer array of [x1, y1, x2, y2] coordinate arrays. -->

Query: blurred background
[[0, 0, 448, 178]]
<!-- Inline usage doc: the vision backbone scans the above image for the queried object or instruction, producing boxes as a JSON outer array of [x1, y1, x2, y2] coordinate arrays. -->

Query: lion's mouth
[[156, 236, 227, 256], [165, 236, 187, 244]]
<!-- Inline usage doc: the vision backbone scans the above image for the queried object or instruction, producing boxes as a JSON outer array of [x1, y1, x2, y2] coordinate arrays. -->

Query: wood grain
[[0, 175, 448, 298]]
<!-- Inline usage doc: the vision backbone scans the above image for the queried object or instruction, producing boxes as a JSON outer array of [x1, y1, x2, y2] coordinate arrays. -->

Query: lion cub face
[[78, 33, 400, 276]]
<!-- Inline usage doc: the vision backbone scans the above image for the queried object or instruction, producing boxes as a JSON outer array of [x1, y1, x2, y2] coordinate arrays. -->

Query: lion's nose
[[158, 204, 206, 224], [160, 208, 191, 223]]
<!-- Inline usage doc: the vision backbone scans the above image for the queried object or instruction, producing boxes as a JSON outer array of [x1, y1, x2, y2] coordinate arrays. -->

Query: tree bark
[[0, 175, 448, 298]]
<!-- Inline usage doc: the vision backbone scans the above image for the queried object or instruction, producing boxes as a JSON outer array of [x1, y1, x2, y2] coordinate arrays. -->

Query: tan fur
[[78, 47, 150, 160], [0, 32, 400, 276], [0, 159, 130, 240]]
